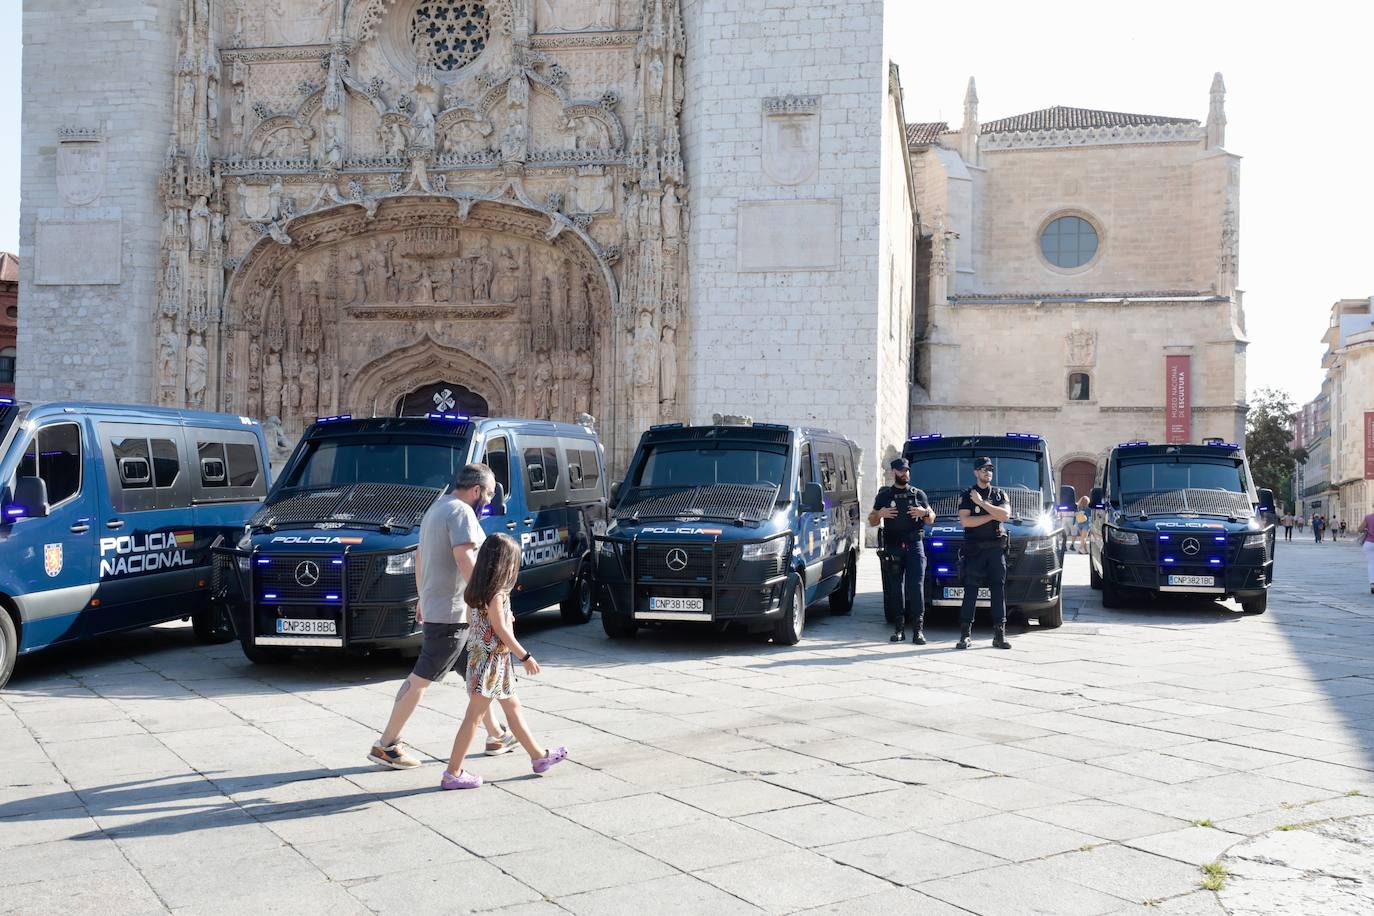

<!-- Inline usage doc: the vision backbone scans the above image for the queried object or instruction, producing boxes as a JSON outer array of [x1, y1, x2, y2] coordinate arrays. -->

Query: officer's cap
[[973, 456, 995, 470], [889, 458, 910, 471]]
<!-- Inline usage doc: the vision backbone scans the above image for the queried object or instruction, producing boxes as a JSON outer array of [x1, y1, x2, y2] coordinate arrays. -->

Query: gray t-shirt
[[417, 493, 486, 625]]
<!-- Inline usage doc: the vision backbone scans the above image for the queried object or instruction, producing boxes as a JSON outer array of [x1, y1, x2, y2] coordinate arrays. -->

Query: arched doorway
[[396, 382, 489, 417], [1061, 459, 1098, 499]]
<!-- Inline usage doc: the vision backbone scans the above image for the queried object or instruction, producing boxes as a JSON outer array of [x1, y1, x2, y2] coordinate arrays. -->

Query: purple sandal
[[532, 746, 568, 775], [440, 769, 483, 790]]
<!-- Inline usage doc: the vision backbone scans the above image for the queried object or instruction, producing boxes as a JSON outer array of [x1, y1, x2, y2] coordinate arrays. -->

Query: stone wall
[[680, 0, 890, 502], [18, 0, 179, 403]]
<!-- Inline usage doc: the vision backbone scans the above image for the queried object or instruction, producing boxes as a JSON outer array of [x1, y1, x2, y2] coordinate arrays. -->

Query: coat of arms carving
[[762, 96, 820, 186], [56, 131, 106, 206]]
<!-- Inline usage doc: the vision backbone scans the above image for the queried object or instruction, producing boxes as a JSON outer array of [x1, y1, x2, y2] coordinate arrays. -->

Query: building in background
[[0, 252, 17, 398], [1294, 386, 1334, 521], [906, 74, 1246, 497], [1318, 296, 1374, 529]]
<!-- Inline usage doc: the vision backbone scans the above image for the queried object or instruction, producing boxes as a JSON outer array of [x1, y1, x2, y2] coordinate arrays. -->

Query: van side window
[[818, 451, 838, 495], [484, 436, 510, 495], [225, 443, 261, 488], [199, 441, 228, 488], [113, 437, 153, 489], [151, 438, 180, 488], [14, 423, 83, 506], [566, 445, 600, 491], [524, 448, 547, 492], [541, 447, 560, 490], [797, 442, 813, 495]]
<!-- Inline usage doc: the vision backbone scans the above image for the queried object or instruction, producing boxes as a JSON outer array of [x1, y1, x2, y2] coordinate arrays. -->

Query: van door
[[795, 439, 826, 598], [5, 419, 99, 648], [93, 422, 197, 629], [511, 434, 573, 612]]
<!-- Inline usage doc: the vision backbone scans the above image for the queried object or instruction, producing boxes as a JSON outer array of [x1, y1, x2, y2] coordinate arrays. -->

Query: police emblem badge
[[44, 543, 64, 578]]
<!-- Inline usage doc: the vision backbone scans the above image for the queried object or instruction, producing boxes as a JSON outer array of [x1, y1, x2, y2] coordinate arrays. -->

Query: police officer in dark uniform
[[869, 458, 936, 643], [957, 456, 1012, 650]]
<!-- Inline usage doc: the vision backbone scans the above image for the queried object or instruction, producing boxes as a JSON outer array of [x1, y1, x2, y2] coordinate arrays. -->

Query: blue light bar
[[1118, 441, 1149, 448], [1006, 432, 1042, 440], [1202, 438, 1240, 448], [1163, 557, 1176, 564], [255, 558, 271, 565], [331, 558, 344, 566], [426, 413, 470, 421], [4, 506, 26, 518], [0, 397, 14, 405], [650, 422, 684, 430], [936, 566, 950, 574], [1158, 534, 1171, 541], [1214, 536, 1226, 543], [930, 540, 945, 548], [316, 414, 352, 423], [908, 433, 943, 441], [325, 593, 340, 601], [1209, 558, 1222, 565], [752, 422, 790, 430], [263, 592, 278, 600]]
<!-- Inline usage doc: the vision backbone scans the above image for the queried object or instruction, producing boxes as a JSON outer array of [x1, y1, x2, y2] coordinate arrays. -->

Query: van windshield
[[907, 454, 1043, 495], [1116, 458, 1247, 500], [633, 445, 788, 489], [280, 436, 470, 491]]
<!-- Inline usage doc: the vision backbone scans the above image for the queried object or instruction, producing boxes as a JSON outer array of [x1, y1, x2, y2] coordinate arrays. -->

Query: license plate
[[943, 587, 991, 599], [649, 597, 703, 612], [276, 618, 337, 636], [1167, 575, 1215, 587]]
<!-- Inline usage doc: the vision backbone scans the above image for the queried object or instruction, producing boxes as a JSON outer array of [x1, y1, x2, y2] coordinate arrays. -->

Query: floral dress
[[466, 592, 516, 699]]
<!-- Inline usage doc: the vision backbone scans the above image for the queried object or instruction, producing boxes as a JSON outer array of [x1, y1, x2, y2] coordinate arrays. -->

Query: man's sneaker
[[532, 746, 568, 775], [440, 769, 483, 790], [368, 741, 421, 770], [955, 627, 971, 650], [485, 730, 518, 756]]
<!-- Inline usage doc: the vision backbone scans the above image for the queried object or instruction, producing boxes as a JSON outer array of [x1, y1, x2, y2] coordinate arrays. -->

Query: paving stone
[[835, 784, 1000, 830], [558, 872, 764, 915], [854, 755, 989, 785], [818, 828, 1005, 884], [489, 835, 674, 898], [793, 887, 975, 915], [923, 811, 1098, 862], [1091, 750, 1231, 784], [1125, 825, 1246, 865], [1038, 844, 1207, 904], [760, 764, 901, 800], [559, 792, 709, 837], [619, 818, 794, 872], [920, 860, 1131, 915], [736, 801, 898, 847], [665, 779, 814, 818], [1020, 799, 1188, 841], [931, 774, 1085, 811], [694, 849, 891, 914], [0, 864, 168, 916]]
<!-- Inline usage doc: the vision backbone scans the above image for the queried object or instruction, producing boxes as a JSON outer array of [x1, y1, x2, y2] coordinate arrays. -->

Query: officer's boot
[[889, 623, 904, 643], [912, 616, 927, 645], [992, 627, 1011, 650], [955, 625, 971, 650]]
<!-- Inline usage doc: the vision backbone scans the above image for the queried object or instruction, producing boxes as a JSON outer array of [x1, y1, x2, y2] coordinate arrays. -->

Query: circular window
[[410, 3, 490, 72], [1040, 215, 1099, 270]]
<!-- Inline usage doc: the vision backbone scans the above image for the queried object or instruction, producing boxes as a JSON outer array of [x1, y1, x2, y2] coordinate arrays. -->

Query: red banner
[[1165, 355, 1191, 443], [1365, 412, 1374, 479]]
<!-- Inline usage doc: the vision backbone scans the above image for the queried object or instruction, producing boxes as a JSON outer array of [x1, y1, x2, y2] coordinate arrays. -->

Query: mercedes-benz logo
[[1181, 538, 1201, 556], [294, 560, 321, 587], [665, 548, 689, 572]]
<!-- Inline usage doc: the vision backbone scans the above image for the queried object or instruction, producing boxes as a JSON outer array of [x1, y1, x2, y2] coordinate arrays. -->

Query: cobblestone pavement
[[3, 539, 1373, 915]]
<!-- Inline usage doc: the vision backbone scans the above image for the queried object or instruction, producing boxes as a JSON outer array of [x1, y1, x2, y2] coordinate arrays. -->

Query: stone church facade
[[907, 75, 1247, 496], [20, 0, 905, 487]]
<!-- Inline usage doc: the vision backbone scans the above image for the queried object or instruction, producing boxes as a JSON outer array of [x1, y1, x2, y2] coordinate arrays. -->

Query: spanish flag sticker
[[340, 537, 364, 545], [173, 530, 195, 547]]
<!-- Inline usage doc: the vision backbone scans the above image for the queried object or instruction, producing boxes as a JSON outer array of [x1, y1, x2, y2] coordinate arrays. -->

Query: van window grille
[[616, 484, 778, 523], [1123, 489, 1254, 519], [252, 483, 443, 530]]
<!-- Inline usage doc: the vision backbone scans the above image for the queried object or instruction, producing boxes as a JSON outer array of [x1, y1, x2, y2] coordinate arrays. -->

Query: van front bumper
[[922, 538, 1063, 609]]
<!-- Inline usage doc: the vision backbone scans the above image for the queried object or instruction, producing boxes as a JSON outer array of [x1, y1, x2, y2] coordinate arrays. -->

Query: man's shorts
[[412, 622, 469, 682]]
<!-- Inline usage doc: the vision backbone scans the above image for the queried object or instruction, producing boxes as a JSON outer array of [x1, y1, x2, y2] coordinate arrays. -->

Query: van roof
[[1111, 442, 1246, 458], [302, 415, 600, 439], [18, 400, 261, 429], [904, 434, 1047, 455], [640, 423, 853, 448]]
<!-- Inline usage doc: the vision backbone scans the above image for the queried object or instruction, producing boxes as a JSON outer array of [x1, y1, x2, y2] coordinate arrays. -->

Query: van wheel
[[0, 610, 17, 690], [193, 606, 236, 644], [773, 573, 805, 646], [828, 554, 857, 615], [602, 612, 638, 639], [1089, 555, 1103, 590], [1101, 574, 1126, 609], [1240, 593, 1268, 615], [1039, 593, 1063, 629], [239, 636, 291, 665], [560, 566, 595, 625]]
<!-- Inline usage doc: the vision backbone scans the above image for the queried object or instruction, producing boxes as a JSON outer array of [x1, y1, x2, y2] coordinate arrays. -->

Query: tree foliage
[[1245, 387, 1308, 508]]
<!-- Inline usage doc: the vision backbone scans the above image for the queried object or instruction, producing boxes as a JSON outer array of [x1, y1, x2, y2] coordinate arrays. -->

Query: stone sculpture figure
[[659, 325, 678, 408], [383, 238, 401, 299], [321, 113, 344, 168], [262, 348, 284, 419], [157, 317, 180, 391], [264, 415, 292, 462], [300, 350, 320, 418], [532, 355, 553, 418], [471, 239, 494, 301], [346, 248, 367, 304], [185, 332, 209, 408], [573, 360, 594, 417], [301, 280, 323, 349], [493, 246, 521, 302], [190, 197, 210, 252]]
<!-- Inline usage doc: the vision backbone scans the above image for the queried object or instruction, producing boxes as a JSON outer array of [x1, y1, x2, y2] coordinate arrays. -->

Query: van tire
[[239, 636, 291, 665], [560, 566, 595, 625], [1089, 555, 1103, 590], [0, 608, 17, 690], [1039, 593, 1063, 629], [602, 612, 638, 639], [1101, 574, 1126, 609], [773, 573, 805, 646], [828, 554, 856, 615], [193, 606, 237, 644], [1240, 593, 1268, 615]]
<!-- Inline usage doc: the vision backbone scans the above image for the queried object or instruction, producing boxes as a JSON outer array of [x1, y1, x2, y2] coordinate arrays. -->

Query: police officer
[[869, 457, 936, 643], [957, 456, 1012, 650]]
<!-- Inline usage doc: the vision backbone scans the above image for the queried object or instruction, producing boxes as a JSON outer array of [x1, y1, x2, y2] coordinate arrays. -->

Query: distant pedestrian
[[1357, 504, 1374, 594], [1298, 515, 1306, 534], [1281, 512, 1294, 541], [442, 533, 567, 789], [1314, 514, 1325, 543], [1072, 495, 1090, 553], [1338, 519, 1347, 541]]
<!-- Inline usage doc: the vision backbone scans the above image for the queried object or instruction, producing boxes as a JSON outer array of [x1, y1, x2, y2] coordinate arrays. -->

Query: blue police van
[[0, 398, 270, 688], [212, 414, 607, 663], [593, 422, 862, 646], [1088, 440, 1275, 613], [902, 433, 1072, 628]]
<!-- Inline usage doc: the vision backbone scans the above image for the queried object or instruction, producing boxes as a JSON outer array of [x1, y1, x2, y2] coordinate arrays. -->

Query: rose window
[[410, 3, 489, 72]]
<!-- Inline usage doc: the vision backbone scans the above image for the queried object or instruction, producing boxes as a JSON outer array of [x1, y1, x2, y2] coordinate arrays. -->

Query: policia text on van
[[213, 414, 606, 663], [0, 399, 269, 688], [593, 422, 861, 645]]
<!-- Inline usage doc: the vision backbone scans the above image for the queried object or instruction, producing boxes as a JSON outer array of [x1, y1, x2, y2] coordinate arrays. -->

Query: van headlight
[[742, 538, 788, 561], [1243, 533, 1266, 548], [1024, 536, 1055, 553], [385, 551, 417, 575], [1107, 528, 1140, 546]]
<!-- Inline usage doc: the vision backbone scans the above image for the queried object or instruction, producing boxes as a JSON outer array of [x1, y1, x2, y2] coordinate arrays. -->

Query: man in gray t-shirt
[[368, 463, 508, 770]]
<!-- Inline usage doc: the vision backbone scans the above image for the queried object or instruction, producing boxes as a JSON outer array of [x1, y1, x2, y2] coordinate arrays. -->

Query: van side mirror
[[1256, 488, 1276, 513], [488, 482, 507, 517], [8, 477, 51, 520], [800, 482, 825, 513], [1057, 484, 1076, 511], [608, 481, 621, 507], [1089, 486, 1105, 510]]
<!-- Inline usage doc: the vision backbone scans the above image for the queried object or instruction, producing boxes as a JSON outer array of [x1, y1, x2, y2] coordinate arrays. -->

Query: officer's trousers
[[880, 541, 926, 628], [959, 544, 1007, 629]]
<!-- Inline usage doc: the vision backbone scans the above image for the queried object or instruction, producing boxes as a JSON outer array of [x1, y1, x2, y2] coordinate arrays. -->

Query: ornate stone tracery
[[154, 0, 688, 466]]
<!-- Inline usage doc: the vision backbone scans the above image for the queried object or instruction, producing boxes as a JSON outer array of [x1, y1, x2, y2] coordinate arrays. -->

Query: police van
[[213, 414, 607, 663], [902, 433, 1072, 628], [0, 399, 270, 688], [593, 422, 861, 646], [1088, 440, 1275, 613]]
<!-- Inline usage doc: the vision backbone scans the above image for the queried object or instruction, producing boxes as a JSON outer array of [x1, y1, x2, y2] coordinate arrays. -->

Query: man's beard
[[895, 476, 909, 487]]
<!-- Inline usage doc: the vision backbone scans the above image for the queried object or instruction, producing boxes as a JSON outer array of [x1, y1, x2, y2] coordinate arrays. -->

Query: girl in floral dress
[[442, 533, 567, 789]]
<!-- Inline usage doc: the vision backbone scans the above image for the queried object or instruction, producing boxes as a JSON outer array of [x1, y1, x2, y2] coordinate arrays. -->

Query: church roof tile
[[980, 106, 1197, 134], [905, 121, 949, 146]]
